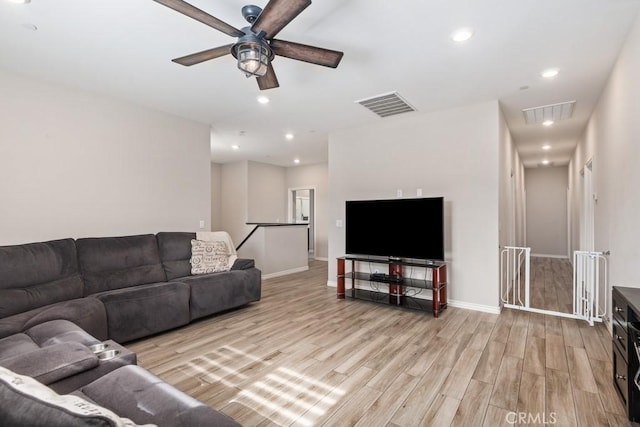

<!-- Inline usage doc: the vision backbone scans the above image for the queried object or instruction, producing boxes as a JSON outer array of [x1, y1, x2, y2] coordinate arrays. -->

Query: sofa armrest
[[0, 342, 98, 385], [231, 258, 255, 270]]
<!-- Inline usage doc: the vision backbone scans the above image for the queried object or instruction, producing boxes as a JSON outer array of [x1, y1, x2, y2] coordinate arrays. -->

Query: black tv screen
[[345, 197, 444, 261]]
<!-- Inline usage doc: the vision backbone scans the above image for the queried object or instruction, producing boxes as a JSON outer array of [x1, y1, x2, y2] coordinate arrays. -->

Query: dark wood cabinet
[[611, 286, 640, 422]]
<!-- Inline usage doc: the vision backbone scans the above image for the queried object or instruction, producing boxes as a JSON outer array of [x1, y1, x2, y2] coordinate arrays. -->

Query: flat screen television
[[345, 197, 444, 261]]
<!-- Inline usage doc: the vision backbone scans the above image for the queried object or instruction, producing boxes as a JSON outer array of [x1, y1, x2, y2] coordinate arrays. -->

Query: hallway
[[530, 257, 574, 315]]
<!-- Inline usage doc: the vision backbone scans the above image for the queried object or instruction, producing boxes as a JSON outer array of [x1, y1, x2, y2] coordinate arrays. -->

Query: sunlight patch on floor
[[230, 366, 346, 426]]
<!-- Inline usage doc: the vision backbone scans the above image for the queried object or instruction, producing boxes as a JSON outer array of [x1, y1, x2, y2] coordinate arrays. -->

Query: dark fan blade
[[172, 44, 233, 66], [251, 0, 311, 39], [270, 39, 343, 68], [257, 63, 280, 90], [153, 0, 244, 37]]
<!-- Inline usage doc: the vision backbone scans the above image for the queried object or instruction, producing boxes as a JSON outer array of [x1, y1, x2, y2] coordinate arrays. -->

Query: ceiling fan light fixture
[[236, 42, 270, 77], [232, 31, 273, 78], [155, 0, 342, 89]]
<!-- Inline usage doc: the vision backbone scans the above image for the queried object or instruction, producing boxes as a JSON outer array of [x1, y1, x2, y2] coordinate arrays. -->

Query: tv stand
[[336, 256, 448, 317]]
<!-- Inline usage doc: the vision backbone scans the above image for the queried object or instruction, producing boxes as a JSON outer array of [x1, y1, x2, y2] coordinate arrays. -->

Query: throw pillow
[[0, 366, 153, 427], [190, 240, 231, 275]]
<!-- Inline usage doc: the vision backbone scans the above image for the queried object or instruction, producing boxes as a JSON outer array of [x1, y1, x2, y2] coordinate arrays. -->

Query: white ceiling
[[1, 0, 639, 168]]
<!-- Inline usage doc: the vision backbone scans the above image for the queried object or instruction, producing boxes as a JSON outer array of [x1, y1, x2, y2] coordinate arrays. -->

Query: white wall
[[328, 101, 501, 311], [525, 166, 568, 257], [211, 162, 222, 231], [219, 160, 327, 256], [220, 161, 249, 248], [247, 161, 287, 223], [286, 163, 329, 259], [237, 225, 308, 278], [499, 106, 526, 249], [569, 12, 640, 289], [0, 70, 210, 246]]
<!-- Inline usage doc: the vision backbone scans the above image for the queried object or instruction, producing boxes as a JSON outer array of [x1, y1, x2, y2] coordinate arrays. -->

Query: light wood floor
[[529, 257, 574, 314], [128, 261, 638, 426]]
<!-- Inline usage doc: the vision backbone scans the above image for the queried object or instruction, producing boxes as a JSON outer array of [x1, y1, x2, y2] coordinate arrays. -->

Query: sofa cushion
[[26, 319, 101, 348], [49, 339, 137, 395], [0, 342, 99, 385], [75, 365, 239, 427], [77, 235, 167, 295], [156, 232, 196, 280], [0, 239, 83, 319], [181, 269, 262, 320], [0, 298, 108, 341], [0, 366, 150, 427], [0, 333, 40, 360], [0, 320, 99, 361], [94, 282, 190, 343]]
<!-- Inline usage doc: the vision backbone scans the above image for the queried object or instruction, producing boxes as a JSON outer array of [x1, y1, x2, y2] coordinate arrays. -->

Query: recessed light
[[231, 145, 240, 150], [7, 0, 31, 4], [293, 158, 300, 164], [285, 133, 294, 140], [542, 144, 551, 150], [451, 28, 474, 43], [542, 120, 554, 127], [541, 68, 559, 79], [542, 159, 550, 165], [257, 96, 269, 104]]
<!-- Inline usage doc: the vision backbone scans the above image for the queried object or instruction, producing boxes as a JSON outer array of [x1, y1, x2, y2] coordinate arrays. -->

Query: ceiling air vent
[[522, 100, 575, 124], [356, 92, 416, 118]]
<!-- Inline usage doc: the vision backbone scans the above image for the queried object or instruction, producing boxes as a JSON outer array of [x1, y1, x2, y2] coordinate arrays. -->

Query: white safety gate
[[500, 246, 609, 324], [573, 250, 609, 326], [500, 246, 530, 310]]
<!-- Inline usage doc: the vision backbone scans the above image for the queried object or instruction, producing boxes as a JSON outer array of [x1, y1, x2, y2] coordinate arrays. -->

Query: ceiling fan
[[152, 0, 344, 90]]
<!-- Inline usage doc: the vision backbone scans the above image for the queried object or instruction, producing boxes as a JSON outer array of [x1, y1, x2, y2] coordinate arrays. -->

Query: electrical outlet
[[336, 219, 343, 228], [417, 188, 423, 197], [396, 189, 403, 198], [199, 220, 205, 229]]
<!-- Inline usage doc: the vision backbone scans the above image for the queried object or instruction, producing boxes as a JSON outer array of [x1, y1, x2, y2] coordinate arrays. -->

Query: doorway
[[501, 159, 607, 325], [289, 188, 315, 256]]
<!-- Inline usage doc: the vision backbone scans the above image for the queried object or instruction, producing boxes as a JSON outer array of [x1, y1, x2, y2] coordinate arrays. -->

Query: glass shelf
[[346, 271, 434, 290], [340, 255, 445, 269]]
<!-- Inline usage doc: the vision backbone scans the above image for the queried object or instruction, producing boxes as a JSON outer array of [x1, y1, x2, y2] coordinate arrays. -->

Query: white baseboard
[[449, 299, 501, 314], [314, 257, 329, 262], [262, 266, 309, 280], [531, 253, 570, 259], [324, 281, 500, 314]]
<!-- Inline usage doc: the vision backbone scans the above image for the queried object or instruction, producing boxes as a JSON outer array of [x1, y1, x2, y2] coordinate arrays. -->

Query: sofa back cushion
[[76, 235, 166, 295], [0, 239, 84, 319], [155, 232, 196, 280]]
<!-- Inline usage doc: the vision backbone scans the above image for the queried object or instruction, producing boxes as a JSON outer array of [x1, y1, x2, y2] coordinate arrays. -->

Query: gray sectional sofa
[[0, 231, 261, 426]]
